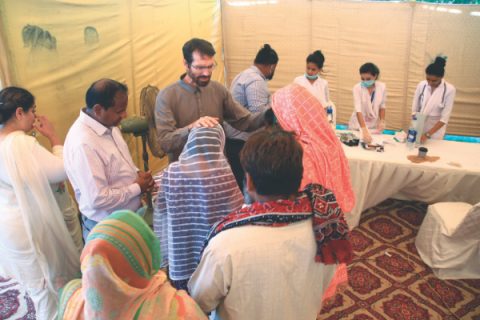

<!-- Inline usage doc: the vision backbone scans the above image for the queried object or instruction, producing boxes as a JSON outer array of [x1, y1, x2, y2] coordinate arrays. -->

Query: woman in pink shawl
[[271, 83, 355, 303]]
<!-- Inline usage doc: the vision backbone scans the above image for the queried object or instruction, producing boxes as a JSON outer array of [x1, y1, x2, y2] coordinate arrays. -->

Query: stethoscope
[[417, 82, 447, 112]]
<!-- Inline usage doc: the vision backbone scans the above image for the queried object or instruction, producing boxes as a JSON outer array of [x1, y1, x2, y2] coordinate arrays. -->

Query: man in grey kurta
[[155, 38, 267, 162]]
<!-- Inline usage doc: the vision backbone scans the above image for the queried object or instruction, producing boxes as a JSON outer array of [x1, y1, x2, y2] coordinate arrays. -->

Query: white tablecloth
[[340, 132, 480, 229]]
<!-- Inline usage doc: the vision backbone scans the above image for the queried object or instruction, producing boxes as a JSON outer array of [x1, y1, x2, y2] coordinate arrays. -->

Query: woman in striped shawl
[[153, 125, 244, 290]]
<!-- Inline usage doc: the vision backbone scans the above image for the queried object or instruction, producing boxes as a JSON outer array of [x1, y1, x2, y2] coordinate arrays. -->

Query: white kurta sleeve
[[353, 85, 363, 113], [411, 83, 423, 114], [32, 142, 67, 184], [440, 86, 456, 124], [188, 244, 232, 314], [379, 85, 387, 109]]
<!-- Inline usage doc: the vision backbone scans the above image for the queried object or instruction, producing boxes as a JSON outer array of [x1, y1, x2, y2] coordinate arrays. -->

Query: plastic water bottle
[[326, 105, 334, 129], [407, 118, 417, 149]]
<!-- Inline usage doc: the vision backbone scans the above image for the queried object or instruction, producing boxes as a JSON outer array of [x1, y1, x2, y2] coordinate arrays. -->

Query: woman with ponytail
[[411, 56, 456, 142], [294, 50, 331, 111]]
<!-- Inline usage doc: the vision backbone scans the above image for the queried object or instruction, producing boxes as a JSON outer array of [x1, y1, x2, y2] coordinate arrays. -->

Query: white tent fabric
[[221, 0, 480, 137], [0, 0, 225, 172]]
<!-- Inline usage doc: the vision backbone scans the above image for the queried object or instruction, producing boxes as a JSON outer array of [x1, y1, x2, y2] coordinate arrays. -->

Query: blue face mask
[[305, 73, 319, 80], [361, 80, 375, 88]]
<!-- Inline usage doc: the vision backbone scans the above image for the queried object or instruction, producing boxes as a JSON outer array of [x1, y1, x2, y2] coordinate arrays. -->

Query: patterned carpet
[[318, 199, 480, 320], [0, 277, 35, 319], [1, 199, 479, 319]]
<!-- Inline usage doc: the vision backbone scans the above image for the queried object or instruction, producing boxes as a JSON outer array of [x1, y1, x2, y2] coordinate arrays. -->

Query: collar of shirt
[[250, 65, 266, 80], [428, 78, 445, 92], [79, 108, 112, 136], [179, 73, 201, 94]]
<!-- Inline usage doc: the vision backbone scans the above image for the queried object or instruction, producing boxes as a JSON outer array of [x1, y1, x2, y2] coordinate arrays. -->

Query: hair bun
[[263, 44, 271, 50], [313, 50, 323, 56], [434, 56, 446, 68]]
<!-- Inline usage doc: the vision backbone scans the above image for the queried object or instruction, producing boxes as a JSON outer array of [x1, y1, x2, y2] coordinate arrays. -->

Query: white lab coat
[[348, 81, 387, 130], [411, 79, 456, 140], [294, 75, 330, 108]]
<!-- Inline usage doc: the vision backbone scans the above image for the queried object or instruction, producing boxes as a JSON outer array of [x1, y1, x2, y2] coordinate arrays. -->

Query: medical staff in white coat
[[348, 62, 386, 143], [294, 50, 330, 110], [411, 56, 455, 143]]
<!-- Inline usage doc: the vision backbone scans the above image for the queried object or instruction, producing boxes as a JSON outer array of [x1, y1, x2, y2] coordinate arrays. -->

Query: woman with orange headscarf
[[271, 84, 355, 213], [271, 83, 355, 303], [58, 210, 207, 320]]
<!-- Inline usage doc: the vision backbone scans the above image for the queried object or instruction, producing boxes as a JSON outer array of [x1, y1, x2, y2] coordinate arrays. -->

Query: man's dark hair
[[254, 44, 279, 65], [85, 79, 128, 110], [182, 38, 216, 66], [240, 127, 303, 197]]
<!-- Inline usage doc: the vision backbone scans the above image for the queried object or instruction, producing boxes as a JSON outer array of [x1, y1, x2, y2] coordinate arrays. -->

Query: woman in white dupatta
[[0, 87, 81, 319], [411, 56, 456, 143]]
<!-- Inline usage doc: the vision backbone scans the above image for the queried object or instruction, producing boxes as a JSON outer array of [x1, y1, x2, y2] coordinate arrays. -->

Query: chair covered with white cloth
[[415, 202, 480, 279]]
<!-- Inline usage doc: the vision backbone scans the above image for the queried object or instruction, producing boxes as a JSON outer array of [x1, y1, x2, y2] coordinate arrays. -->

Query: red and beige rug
[[1, 199, 478, 319], [0, 276, 35, 319], [318, 199, 480, 319]]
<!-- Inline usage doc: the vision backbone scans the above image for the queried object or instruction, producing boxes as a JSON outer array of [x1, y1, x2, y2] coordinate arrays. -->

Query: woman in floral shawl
[[58, 210, 207, 320]]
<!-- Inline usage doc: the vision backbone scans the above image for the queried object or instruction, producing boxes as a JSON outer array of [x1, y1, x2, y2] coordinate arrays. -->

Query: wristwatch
[[425, 132, 431, 139]]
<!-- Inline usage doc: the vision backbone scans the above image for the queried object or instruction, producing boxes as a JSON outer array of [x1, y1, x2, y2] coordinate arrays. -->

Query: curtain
[[0, 0, 224, 172], [221, 0, 480, 136]]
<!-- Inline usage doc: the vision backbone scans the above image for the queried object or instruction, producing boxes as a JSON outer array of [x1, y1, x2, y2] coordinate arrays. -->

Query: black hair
[[240, 127, 303, 197], [426, 56, 446, 78], [306, 50, 325, 69], [85, 79, 128, 110], [359, 62, 380, 77], [254, 44, 279, 65], [182, 38, 216, 66], [0, 87, 35, 125]]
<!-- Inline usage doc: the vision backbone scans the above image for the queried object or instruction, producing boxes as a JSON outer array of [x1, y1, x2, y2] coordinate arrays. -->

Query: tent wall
[[222, 0, 480, 136], [0, 0, 224, 172]]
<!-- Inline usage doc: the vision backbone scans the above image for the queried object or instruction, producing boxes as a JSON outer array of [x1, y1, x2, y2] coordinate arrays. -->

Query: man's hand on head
[[189, 116, 219, 129]]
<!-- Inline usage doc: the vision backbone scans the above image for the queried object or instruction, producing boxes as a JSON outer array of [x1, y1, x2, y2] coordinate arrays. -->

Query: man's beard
[[188, 70, 211, 87], [266, 70, 275, 81]]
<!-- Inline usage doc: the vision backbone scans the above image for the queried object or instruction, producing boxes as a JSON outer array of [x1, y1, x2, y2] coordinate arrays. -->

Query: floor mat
[[318, 199, 480, 320]]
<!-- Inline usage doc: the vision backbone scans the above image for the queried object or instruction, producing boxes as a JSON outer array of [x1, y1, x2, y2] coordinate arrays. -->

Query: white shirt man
[[64, 79, 153, 239]]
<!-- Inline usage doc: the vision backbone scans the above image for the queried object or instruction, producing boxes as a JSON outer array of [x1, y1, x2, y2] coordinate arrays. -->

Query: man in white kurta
[[188, 221, 336, 320], [188, 128, 347, 320]]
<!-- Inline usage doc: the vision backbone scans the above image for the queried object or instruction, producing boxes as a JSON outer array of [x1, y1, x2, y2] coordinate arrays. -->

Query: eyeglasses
[[190, 61, 217, 71]]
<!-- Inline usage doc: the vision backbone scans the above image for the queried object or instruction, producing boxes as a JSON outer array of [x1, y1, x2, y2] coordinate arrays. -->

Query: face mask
[[305, 73, 318, 80], [361, 80, 375, 88]]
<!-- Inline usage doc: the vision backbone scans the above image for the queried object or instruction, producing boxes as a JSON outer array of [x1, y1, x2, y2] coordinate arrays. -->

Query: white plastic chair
[[415, 202, 480, 279]]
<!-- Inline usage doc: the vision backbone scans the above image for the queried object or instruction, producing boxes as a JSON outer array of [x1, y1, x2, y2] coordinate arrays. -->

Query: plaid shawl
[[204, 183, 352, 265]]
